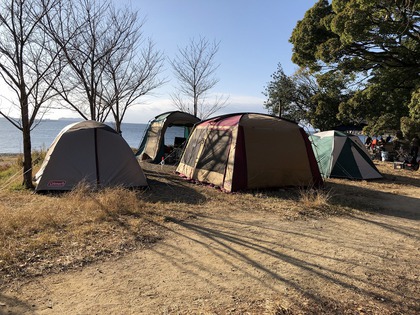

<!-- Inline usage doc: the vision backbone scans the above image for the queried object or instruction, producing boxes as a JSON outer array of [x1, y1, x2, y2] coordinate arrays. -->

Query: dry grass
[[299, 187, 331, 207], [0, 155, 21, 187], [0, 157, 178, 285], [0, 157, 418, 291], [0, 186, 154, 280]]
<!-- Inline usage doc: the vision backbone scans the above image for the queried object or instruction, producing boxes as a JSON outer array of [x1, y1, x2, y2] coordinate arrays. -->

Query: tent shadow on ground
[[0, 293, 34, 315], [326, 181, 420, 220], [143, 168, 206, 205], [380, 171, 420, 188]]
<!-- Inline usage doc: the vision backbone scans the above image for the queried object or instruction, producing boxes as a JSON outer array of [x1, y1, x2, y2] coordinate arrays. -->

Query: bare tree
[[100, 36, 165, 134], [46, 0, 148, 122], [0, 0, 61, 189], [170, 37, 228, 119]]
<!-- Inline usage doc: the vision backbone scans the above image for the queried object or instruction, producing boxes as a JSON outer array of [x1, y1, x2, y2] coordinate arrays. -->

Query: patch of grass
[[0, 181, 184, 285], [0, 167, 15, 180], [0, 156, 20, 181], [299, 187, 331, 209], [0, 150, 46, 189]]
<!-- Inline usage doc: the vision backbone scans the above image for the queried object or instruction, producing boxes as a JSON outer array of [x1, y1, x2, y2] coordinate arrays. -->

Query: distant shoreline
[[1, 119, 148, 154]]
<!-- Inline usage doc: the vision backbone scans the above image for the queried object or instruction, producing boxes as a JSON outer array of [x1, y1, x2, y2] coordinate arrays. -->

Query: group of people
[[364, 135, 391, 151], [364, 133, 419, 164]]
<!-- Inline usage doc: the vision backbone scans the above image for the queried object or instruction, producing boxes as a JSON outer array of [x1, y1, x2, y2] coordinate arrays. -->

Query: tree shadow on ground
[[147, 214, 418, 314], [0, 293, 33, 315]]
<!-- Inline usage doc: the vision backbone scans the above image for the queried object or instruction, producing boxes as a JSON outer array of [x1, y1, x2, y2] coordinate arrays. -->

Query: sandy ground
[[0, 165, 419, 314]]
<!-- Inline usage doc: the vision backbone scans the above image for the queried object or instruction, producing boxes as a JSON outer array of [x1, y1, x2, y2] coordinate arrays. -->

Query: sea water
[[0, 118, 184, 154]]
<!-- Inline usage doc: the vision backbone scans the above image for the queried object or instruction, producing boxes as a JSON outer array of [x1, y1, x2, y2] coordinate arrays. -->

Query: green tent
[[310, 130, 382, 180]]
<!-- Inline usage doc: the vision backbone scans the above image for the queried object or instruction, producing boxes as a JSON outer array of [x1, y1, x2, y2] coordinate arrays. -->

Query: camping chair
[[173, 137, 187, 162]]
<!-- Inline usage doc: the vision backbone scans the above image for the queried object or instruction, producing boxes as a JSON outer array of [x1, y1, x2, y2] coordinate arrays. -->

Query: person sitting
[[371, 137, 377, 150]]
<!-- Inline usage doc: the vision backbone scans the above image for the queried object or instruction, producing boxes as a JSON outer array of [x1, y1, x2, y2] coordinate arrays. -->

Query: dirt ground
[[0, 162, 419, 314]]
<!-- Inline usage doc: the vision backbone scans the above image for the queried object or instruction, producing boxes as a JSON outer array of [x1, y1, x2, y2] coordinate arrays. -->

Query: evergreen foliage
[[289, 0, 420, 134]]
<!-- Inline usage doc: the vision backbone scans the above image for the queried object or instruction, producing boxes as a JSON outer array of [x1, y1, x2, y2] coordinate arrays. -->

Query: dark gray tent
[[136, 111, 200, 163], [35, 120, 148, 191]]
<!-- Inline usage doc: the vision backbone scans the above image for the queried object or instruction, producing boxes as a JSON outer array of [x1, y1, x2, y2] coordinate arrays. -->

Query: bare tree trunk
[[193, 92, 198, 117], [21, 96, 34, 189], [114, 100, 121, 134], [22, 124, 33, 189], [0, 0, 60, 189]]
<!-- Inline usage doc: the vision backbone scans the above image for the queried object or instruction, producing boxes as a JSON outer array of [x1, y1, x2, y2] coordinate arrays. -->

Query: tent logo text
[[47, 180, 66, 187]]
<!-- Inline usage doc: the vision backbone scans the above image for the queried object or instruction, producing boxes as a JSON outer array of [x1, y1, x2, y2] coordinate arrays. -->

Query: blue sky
[[0, 1, 318, 124], [123, 0, 318, 123]]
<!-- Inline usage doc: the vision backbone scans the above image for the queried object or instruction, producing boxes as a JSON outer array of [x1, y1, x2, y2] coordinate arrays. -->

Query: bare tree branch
[[0, 0, 62, 188], [46, 0, 148, 122], [98, 16, 166, 133], [170, 37, 228, 118]]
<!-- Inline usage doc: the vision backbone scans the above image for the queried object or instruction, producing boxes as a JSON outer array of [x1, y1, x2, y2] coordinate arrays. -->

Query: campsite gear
[[394, 161, 419, 171], [381, 151, 389, 161], [393, 161, 404, 169], [136, 111, 200, 163], [35, 120, 148, 191], [396, 149, 420, 171], [310, 130, 382, 180], [176, 113, 323, 192], [403, 161, 420, 171]]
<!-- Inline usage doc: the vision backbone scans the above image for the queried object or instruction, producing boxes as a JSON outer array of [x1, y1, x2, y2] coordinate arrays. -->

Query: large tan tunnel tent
[[35, 121, 148, 191], [136, 111, 200, 163], [176, 113, 323, 192]]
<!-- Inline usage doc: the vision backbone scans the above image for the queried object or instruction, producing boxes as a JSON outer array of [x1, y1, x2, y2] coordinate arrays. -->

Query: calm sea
[[0, 118, 184, 154]]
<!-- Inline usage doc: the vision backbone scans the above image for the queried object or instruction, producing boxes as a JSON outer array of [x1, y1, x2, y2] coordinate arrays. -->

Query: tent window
[[164, 126, 185, 146], [196, 129, 231, 174], [180, 129, 206, 167]]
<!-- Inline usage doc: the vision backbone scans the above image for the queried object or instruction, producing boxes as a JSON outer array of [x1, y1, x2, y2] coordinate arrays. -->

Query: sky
[[0, 0, 318, 124], [123, 0, 318, 123]]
